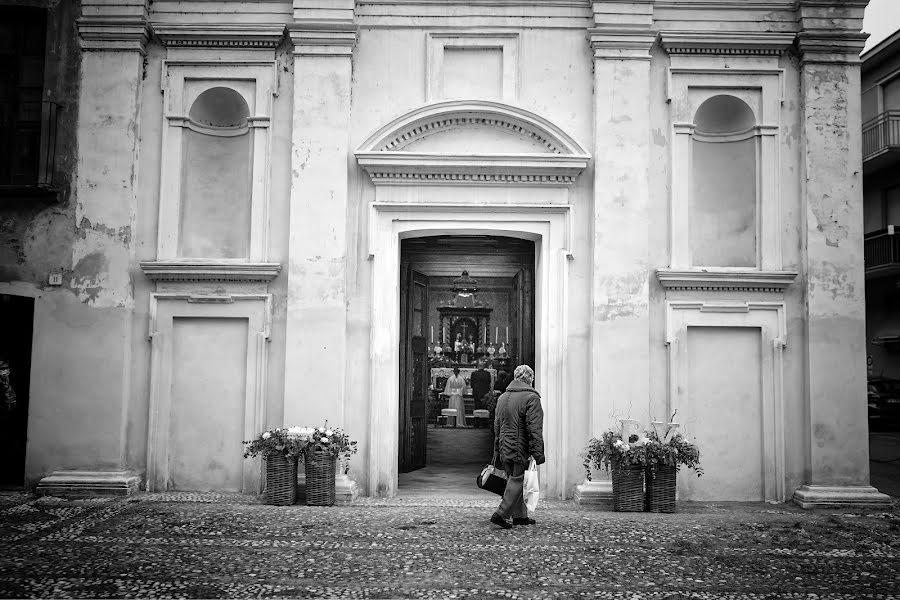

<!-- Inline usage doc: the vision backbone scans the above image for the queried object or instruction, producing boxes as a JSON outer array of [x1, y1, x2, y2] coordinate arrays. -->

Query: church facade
[[1, 0, 891, 507]]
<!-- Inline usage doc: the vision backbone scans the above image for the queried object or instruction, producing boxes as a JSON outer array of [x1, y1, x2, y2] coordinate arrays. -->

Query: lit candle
[[431, 326, 434, 343], [483, 328, 486, 345], [495, 327, 498, 342], [506, 326, 509, 344]]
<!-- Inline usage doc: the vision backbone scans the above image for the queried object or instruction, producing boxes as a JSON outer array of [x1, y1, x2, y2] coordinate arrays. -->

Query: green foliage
[[645, 431, 703, 479], [581, 429, 649, 480], [243, 423, 358, 466]]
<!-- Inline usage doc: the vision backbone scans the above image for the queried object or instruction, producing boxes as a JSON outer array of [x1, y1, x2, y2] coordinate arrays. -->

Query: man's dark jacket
[[470, 368, 492, 401], [493, 379, 545, 465]]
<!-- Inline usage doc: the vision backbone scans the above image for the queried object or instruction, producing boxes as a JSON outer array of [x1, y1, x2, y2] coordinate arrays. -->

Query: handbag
[[476, 453, 508, 495]]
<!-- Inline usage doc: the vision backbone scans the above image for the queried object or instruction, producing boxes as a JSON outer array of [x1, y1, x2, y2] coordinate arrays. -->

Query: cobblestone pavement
[[1, 491, 899, 599]]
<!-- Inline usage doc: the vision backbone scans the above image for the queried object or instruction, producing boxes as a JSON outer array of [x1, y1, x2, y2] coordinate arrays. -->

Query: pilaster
[[583, 1, 654, 501], [34, 0, 149, 495], [792, 0, 890, 509], [283, 6, 357, 430]]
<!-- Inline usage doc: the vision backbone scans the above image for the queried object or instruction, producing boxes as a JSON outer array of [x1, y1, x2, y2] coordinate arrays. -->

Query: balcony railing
[[863, 110, 900, 162], [865, 226, 900, 273]]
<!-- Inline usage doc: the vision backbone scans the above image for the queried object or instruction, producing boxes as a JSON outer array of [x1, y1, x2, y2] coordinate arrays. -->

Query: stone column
[[34, 1, 148, 496], [576, 0, 655, 505], [285, 2, 358, 501], [792, 0, 891, 508]]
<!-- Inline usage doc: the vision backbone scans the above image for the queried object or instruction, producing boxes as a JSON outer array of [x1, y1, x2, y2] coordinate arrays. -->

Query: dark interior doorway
[[0, 294, 34, 488], [398, 235, 535, 491]]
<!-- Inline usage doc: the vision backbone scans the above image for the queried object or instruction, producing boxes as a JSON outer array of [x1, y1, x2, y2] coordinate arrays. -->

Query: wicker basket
[[265, 454, 298, 506], [304, 448, 337, 506], [645, 465, 677, 513], [611, 465, 644, 512]]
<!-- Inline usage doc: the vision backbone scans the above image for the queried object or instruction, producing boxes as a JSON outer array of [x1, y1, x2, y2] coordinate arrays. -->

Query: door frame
[[368, 202, 572, 498]]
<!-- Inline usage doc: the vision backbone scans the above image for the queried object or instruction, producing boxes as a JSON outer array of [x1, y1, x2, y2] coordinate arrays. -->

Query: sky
[[863, 0, 900, 52]]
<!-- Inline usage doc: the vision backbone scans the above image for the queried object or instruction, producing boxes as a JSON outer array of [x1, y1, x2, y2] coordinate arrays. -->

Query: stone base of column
[[36, 470, 142, 497], [574, 479, 612, 507], [792, 485, 893, 509], [296, 473, 359, 505]]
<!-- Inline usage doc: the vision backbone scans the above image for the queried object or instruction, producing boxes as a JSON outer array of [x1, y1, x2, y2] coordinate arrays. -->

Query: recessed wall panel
[[683, 326, 763, 501], [169, 317, 248, 492]]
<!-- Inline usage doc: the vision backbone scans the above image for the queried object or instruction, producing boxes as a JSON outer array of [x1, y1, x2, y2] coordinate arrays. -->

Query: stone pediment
[[355, 100, 590, 186]]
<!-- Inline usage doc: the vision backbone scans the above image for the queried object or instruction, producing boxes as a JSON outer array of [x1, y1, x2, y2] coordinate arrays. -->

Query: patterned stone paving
[[1, 491, 899, 599]]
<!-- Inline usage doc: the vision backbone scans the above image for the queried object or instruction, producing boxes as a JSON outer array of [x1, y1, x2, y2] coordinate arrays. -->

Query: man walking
[[490, 364, 544, 529]]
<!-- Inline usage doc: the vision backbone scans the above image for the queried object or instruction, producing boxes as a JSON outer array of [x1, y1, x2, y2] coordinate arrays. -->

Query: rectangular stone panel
[[169, 317, 248, 492], [683, 326, 763, 501]]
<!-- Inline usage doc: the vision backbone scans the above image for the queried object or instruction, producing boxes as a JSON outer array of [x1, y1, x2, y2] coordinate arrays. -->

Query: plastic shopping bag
[[523, 457, 539, 513]]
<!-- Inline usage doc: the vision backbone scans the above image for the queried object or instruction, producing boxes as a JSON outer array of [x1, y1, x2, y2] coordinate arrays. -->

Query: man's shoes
[[490, 512, 512, 529], [513, 517, 536, 526]]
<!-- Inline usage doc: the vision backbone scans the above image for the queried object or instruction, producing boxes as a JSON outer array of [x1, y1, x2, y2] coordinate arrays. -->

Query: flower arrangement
[[582, 429, 650, 480], [301, 423, 358, 465], [242, 427, 307, 459], [243, 423, 357, 466], [645, 430, 703, 479]]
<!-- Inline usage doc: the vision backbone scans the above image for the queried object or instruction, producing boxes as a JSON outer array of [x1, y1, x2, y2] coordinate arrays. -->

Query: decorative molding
[[147, 293, 273, 493], [357, 154, 586, 186], [659, 32, 796, 56], [379, 116, 560, 153], [665, 300, 787, 503], [656, 269, 798, 293], [426, 32, 518, 102], [589, 29, 656, 61], [288, 22, 358, 57], [78, 19, 151, 53], [356, 100, 590, 188], [796, 32, 869, 64], [140, 261, 282, 282], [153, 23, 287, 49]]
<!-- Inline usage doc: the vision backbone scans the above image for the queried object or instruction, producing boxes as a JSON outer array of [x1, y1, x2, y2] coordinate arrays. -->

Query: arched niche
[[690, 95, 758, 268], [180, 87, 253, 259], [152, 62, 276, 265]]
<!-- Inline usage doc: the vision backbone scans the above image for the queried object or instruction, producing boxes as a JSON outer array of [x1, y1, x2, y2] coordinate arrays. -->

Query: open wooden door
[[399, 266, 428, 473], [511, 267, 535, 370]]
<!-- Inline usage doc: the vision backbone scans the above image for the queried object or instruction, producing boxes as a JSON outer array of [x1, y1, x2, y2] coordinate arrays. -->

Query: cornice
[[589, 28, 656, 60], [140, 261, 282, 283], [796, 31, 869, 64], [356, 153, 588, 187], [153, 23, 287, 49], [288, 21, 358, 57], [659, 32, 796, 56], [77, 18, 151, 53], [656, 269, 798, 292]]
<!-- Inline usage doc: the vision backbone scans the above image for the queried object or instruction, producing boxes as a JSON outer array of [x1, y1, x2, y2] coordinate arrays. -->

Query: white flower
[[613, 440, 624, 448], [321, 437, 330, 444], [287, 426, 303, 435], [634, 437, 649, 447], [622, 443, 631, 452], [262, 432, 271, 440], [319, 427, 326, 433], [325, 429, 333, 436]]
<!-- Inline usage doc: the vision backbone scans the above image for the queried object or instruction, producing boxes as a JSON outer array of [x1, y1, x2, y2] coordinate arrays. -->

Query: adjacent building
[[0, 0, 890, 507]]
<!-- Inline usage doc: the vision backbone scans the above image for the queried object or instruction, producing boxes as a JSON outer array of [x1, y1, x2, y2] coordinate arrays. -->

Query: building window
[[0, 6, 54, 189]]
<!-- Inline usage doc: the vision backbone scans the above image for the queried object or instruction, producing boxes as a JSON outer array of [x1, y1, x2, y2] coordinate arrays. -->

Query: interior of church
[[397, 235, 535, 493]]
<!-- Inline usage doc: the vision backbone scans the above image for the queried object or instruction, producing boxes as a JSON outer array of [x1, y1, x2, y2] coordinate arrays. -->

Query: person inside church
[[442, 366, 469, 428], [470, 359, 492, 409]]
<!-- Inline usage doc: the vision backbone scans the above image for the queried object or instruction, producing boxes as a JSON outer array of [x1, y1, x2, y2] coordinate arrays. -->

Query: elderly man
[[490, 364, 545, 529]]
